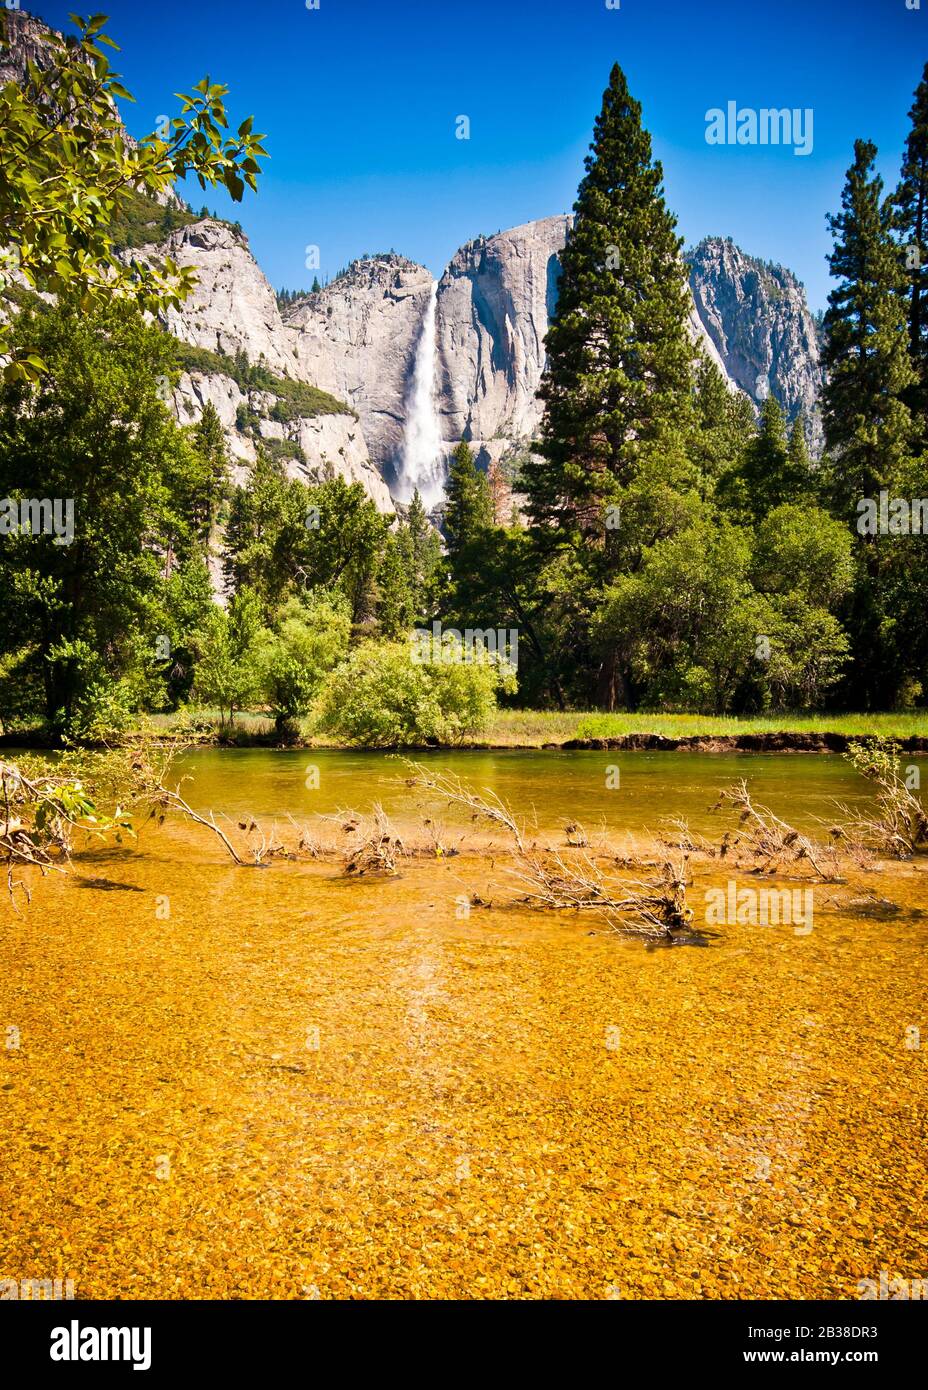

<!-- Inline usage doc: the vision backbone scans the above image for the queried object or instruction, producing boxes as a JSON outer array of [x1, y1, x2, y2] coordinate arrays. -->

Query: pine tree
[[787, 412, 811, 478], [739, 396, 815, 518], [520, 63, 698, 707], [524, 62, 695, 541], [822, 140, 915, 511], [190, 401, 230, 541], [823, 141, 919, 708], [159, 204, 178, 237], [443, 441, 492, 556], [377, 534, 414, 638], [894, 62, 928, 428], [692, 355, 739, 499], [398, 488, 443, 622]]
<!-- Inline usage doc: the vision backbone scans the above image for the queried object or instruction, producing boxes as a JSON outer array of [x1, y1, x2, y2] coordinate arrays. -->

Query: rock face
[[158, 221, 300, 378], [0, 9, 59, 85], [159, 219, 827, 500], [170, 371, 391, 510], [429, 219, 824, 467], [687, 237, 825, 451], [434, 216, 571, 469], [143, 224, 391, 510], [283, 256, 433, 488]]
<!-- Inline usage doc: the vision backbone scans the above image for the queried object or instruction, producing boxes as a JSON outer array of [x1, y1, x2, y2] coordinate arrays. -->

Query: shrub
[[314, 638, 516, 747], [256, 593, 351, 739], [45, 639, 136, 742]]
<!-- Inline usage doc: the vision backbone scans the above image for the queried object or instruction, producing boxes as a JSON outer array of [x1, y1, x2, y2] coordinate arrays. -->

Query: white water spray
[[397, 281, 445, 509]]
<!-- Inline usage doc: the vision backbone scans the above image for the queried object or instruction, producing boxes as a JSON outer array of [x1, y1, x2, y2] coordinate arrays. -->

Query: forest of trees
[[432, 63, 928, 715], [2, 20, 928, 741]]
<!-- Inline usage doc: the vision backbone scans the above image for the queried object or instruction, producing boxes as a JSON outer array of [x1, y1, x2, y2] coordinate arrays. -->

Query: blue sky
[[28, 0, 927, 309]]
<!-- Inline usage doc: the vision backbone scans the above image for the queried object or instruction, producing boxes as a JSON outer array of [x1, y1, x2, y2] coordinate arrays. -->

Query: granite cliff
[[1, 9, 827, 505]]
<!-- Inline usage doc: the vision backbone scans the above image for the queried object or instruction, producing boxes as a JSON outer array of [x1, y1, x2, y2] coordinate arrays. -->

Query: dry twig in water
[[402, 760, 527, 852], [713, 780, 840, 881], [840, 738, 928, 859], [339, 804, 404, 876], [510, 846, 695, 941]]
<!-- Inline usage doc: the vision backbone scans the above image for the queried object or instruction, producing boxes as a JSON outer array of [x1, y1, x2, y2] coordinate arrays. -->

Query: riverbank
[[3, 709, 927, 753], [117, 707, 928, 753], [155, 708, 928, 750]]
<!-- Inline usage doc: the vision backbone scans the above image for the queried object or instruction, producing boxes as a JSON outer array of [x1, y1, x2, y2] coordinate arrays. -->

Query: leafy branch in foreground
[[0, 754, 133, 906], [0, 736, 254, 903], [0, 11, 267, 381]]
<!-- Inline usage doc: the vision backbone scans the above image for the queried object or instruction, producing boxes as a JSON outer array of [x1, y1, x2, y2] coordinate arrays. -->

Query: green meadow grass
[[568, 711, 928, 742], [143, 707, 928, 748]]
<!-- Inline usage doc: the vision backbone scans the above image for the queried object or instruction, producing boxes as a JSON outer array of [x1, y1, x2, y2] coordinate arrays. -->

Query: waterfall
[[397, 281, 445, 509]]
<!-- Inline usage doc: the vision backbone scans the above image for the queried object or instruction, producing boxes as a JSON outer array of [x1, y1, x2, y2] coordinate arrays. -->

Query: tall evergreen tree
[[525, 62, 695, 541], [787, 411, 811, 475], [443, 441, 492, 556], [739, 394, 784, 516], [823, 140, 918, 707], [377, 533, 414, 638], [894, 62, 928, 429], [397, 488, 443, 622], [522, 64, 698, 707], [822, 140, 915, 512], [189, 401, 230, 542], [732, 396, 813, 518], [692, 355, 732, 500], [692, 356, 756, 502]]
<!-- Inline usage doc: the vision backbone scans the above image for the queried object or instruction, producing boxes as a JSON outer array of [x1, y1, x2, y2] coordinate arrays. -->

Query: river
[[1, 749, 925, 1298]]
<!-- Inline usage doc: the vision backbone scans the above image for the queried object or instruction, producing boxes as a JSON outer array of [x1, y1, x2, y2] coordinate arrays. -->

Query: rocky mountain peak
[[435, 216, 571, 467], [0, 9, 63, 86], [153, 218, 298, 378], [285, 255, 433, 485], [686, 235, 824, 450]]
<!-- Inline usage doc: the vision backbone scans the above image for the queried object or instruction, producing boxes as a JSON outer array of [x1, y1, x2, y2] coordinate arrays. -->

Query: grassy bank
[[6, 708, 926, 751], [127, 707, 928, 749], [569, 711, 928, 742]]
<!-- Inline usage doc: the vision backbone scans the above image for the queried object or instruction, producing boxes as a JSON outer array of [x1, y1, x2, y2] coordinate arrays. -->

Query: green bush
[[45, 639, 136, 742], [256, 593, 351, 739], [314, 638, 517, 747]]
